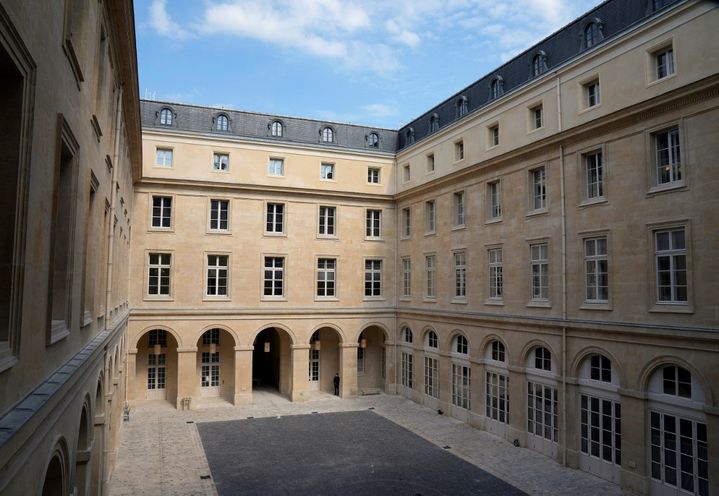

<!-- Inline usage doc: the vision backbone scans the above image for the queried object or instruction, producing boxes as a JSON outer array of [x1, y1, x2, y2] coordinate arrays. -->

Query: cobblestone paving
[[109, 392, 627, 496]]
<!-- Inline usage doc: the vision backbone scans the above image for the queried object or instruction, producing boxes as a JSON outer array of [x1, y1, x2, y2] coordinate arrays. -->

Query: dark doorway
[[252, 328, 280, 389]]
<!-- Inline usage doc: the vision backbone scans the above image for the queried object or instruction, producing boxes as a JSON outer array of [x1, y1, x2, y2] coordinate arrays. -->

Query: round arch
[[194, 324, 240, 347], [356, 322, 391, 343], [39, 437, 70, 496], [396, 323, 413, 344], [309, 323, 346, 344], [444, 328, 470, 353], [93, 374, 104, 416], [419, 325, 438, 344], [570, 345, 625, 388], [132, 325, 182, 349], [519, 338, 557, 365], [249, 323, 297, 346], [638, 355, 713, 407]]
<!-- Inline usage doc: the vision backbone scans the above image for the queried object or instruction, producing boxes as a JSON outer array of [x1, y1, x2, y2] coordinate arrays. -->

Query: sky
[[134, 0, 604, 129]]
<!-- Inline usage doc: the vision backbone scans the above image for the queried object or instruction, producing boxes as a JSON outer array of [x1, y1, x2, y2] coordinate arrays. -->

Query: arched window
[[271, 120, 283, 137], [406, 127, 415, 145], [490, 76, 504, 99], [456, 96, 468, 118], [661, 364, 692, 398], [454, 334, 468, 354], [532, 51, 548, 77], [425, 329, 438, 348], [589, 354, 612, 382], [321, 127, 334, 143], [159, 108, 172, 126], [489, 340, 505, 362], [429, 113, 439, 133], [216, 114, 228, 131], [367, 132, 379, 148], [402, 326, 413, 344], [534, 346, 551, 371], [584, 20, 603, 49]]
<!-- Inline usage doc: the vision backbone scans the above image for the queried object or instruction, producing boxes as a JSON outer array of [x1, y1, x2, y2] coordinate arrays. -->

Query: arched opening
[[421, 328, 440, 409], [42, 452, 66, 496], [308, 327, 341, 395], [525, 345, 559, 459], [357, 326, 387, 393], [132, 329, 179, 405], [75, 405, 90, 496], [196, 328, 236, 402], [252, 327, 293, 395], [449, 332, 471, 421], [484, 339, 509, 438], [90, 380, 104, 496]]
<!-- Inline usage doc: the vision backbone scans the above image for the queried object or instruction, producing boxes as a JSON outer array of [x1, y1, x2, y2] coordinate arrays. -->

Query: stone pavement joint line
[[109, 392, 627, 496]]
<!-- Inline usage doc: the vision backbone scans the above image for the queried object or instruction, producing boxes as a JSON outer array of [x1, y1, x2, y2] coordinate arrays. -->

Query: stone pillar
[[507, 366, 527, 446], [618, 391, 648, 495], [564, 381, 580, 468], [176, 347, 198, 410], [290, 344, 310, 402], [234, 346, 254, 405], [470, 361, 485, 429], [339, 343, 358, 398], [126, 350, 137, 401], [384, 342, 397, 394], [706, 408, 719, 496]]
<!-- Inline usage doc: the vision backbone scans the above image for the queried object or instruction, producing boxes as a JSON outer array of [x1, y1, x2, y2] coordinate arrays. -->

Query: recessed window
[[488, 180, 502, 219], [266, 203, 284, 234], [654, 46, 675, 80], [318, 206, 336, 236], [429, 114, 439, 133], [402, 257, 411, 297], [406, 128, 415, 145], [655, 228, 687, 303], [271, 120, 283, 137], [426, 330, 438, 349], [454, 335, 468, 354], [366, 209, 381, 238], [213, 153, 229, 172], [589, 354, 611, 382], [321, 127, 334, 143], [425, 255, 436, 298], [532, 51, 548, 77], [403, 326, 413, 344], [531, 105, 543, 130], [206, 255, 228, 296], [147, 253, 171, 296], [453, 191, 465, 227], [453, 252, 466, 299], [216, 114, 228, 132], [654, 127, 681, 185], [268, 158, 284, 176], [403, 164, 411, 182], [489, 124, 500, 147], [489, 248, 503, 299], [534, 347, 551, 371], [426, 153, 435, 173], [425, 200, 436, 233], [531, 243, 549, 301], [367, 167, 380, 184], [455, 140, 464, 161], [401, 207, 411, 238], [402, 352, 414, 388], [367, 132, 379, 148], [585, 79, 600, 108], [320, 162, 335, 181], [490, 76, 504, 99], [209, 199, 229, 231], [530, 166, 546, 211], [317, 258, 336, 297], [584, 237, 608, 302], [584, 21, 603, 49], [662, 365, 691, 398], [364, 259, 382, 297], [155, 148, 173, 167], [263, 256, 284, 297], [490, 340, 505, 362], [159, 108, 172, 126], [457, 96, 468, 117], [451, 364, 471, 409], [584, 152, 604, 199], [151, 196, 172, 228]]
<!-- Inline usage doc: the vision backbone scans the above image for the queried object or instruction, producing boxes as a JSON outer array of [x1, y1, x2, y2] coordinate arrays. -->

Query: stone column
[[507, 366, 527, 446], [176, 347, 198, 410], [564, 381, 580, 468], [233, 346, 254, 405], [618, 391, 648, 495], [339, 342, 358, 398], [384, 342, 397, 394], [290, 344, 310, 402], [126, 349, 137, 401], [470, 360, 485, 429]]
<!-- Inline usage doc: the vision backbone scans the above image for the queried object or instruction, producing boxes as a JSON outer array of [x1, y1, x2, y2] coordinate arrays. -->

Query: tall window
[[425, 255, 436, 298], [147, 253, 171, 296], [532, 105, 543, 129], [585, 152, 604, 199], [530, 167, 546, 210], [454, 335, 468, 354], [424, 356, 439, 398], [401, 352, 413, 388], [489, 125, 500, 147], [429, 114, 439, 133], [425, 200, 436, 233], [655, 228, 687, 303], [403, 326, 413, 343], [590, 354, 612, 382], [213, 153, 229, 172], [366, 209, 381, 238], [364, 259, 382, 297], [426, 153, 435, 173], [321, 127, 333, 143], [403, 164, 411, 182], [318, 206, 336, 236], [316, 258, 336, 297], [402, 208, 411, 237], [159, 108, 172, 125], [402, 257, 411, 297], [531, 243, 549, 300], [491, 341, 505, 362], [455, 140, 464, 161], [534, 347, 552, 371], [206, 255, 228, 296], [209, 199, 229, 231], [585, 80, 600, 107], [457, 97, 468, 118], [655, 47, 675, 79], [649, 411, 706, 494], [488, 180, 502, 219], [367, 132, 379, 148], [155, 148, 173, 167], [151, 196, 172, 228], [532, 52, 547, 77], [489, 248, 503, 299], [266, 203, 284, 233], [367, 167, 380, 184], [453, 252, 466, 299], [216, 114, 228, 131], [356, 347, 364, 373], [654, 127, 681, 185], [271, 121, 283, 137], [453, 191, 465, 227], [490, 77, 503, 99], [320, 162, 334, 180], [268, 158, 284, 176], [486, 372, 509, 423], [263, 256, 284, 297], [452, 364, 471, 409], [528, 382, 558, 442], [585, 237, 608, 303], [406, 128, 415, 145], [584, 22, 600, 48], [426, 330, 438, 349], [147, 353, 166, 391]]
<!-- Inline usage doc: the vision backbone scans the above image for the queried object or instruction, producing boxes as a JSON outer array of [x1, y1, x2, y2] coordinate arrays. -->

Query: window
[[320, 162, 334, 180], [453, 252, 466, 299], [364, 259, 382, 297], [206, 255, 228, 296], [268, 158, 284, 176], [649, 411, 706, 494], [534, 347, 551, 371], [147, 253, 171, 296], [585, 152, 604, 199], [531, 243, 549, 301], [429, 114, 439, 133], [455, 140, 464, 161], [316, 258, 336, 297], [490, 77, 504, 99], [263, 256, 284, 297], [403, 164, 411, 182], [209, 199, 229, 231], [655, 47, 675, 79], [216, 114, 228, 131], [590, 354, 612, 382], [401, 207, 411, 238], [585, 80, 600, 108], [488, 124, 499, 147], [403, 326, 413, 343], [367, 132, 379, 148], [155, 148, 173, 167], [425, 255, 436, 298], [655, 228, 687, 303], [491, 341, 505, 362], [488, 180, 502, 219], [486, 372, 509, 423], [426, 330, 438, 348], [402, 258, 411, 297], [425, 200, 436, 233], [265, 203, 284, 234], [367, 167, 380, 184], [271, 121, 283, 137], [532, 51, 547, 77], [585, 237, 608, 302], [356, 347, 364, 373], [528, 382, 558, 442], [424, 356, 439, 398], [318, 206, 336, 236], [213, 153, 229, 172], [321, 127, 334, 143], [148, 329, 167, 347], [159, 108, 172, 126], [406, 128, 415, 145], [654, 127, 681, 185], [366, 209, 381, 238], [530, 167, 546, 210], [453, 191, 465, 226], [426, 153, 435, 173], [454, 335, 468, 354], [489, 248, 503, 299], [661, 365, 692, 399], [581, 395, 621, 466], [531, 105, 543, 129], [151, 196, 172, 228], [147, 353, 166, 391], [584, 22, 602, 49], [401, 352, 413, 388], [457, 96, 468, 118], [452, 364, 471, 409]]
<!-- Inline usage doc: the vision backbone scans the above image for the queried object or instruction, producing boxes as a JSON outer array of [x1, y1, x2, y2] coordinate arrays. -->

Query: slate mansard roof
[[141, 100, 398, 154]]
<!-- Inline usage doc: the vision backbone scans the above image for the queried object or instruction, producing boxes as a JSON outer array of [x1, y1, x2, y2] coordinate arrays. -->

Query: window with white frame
[[403, 164, 411, 182], [206, 255, 228, 296], [488, 248, 503, 299], [534, 346, 552, 371], [585, 80, 600, 108], [356, 346, 365, 373], [584, 22, 601, 48], [530, 167, 546, 210], [654, 46, 674, 80], [581, 393, 621, 467], [425, 255, 436, 298], [159, 108, 172, 125], [202, 328, 220, 345], [452, 364, 471, 409], [488, 180, 502, 219], [213, 153, 229, 172], [403, 326, 413, 344], [364, 259, 382, 297], [147, 253, 171, 296], [490, 77, 503, 99], [531, 243, 549, 300], [453, 191, 465, 227], [401, 351, 413, 388], [661, 365, 692, 399], [426, 330, 438, 348], [491, 340, 505, 362], [155, 148, 173, 167], [402, 207, 411, 237], [426, 153, 435, 173], [148, 329, 167, 346], [655, 228, 687, 303], [424, 356, 439, 398], [316, 258, 336, 297], [263, 256, 284, 297], [321, 127, 333, 143], [584, 237, 608, 303], [532, 52, 547, 77], [406, 128, 415, 145], [151, 196, 172, 228], [367, 132, 379, 148], [367, 167, 380, 184], [268, 158, 284, 176], [209, 199, 229, 231], [585, 151, 604, 199], [402, 257, 411, 297], [486, 372, 509, 423], [649, 411, 706, 494], [532, 105, 543, 129], [425, 200, 436, 233], [457, 97, 468, 118], [489, 124, 500, 147], [271, 121, 283, 137], [453, 252, 466, 299], [147, 353, 166, 390], [265, 203, 284, 233], [318, 206, 336, 236], [654, 127, 681, 186], [454, 334, 468, 354], [216, 114, 228, 131], [429, 114, 439, 133], [590, 354, 612, 382], [455, 140, 464, 160], [528, 382, 558, 442], [366, 209, 381, 238], [320, 162, 335, 180]]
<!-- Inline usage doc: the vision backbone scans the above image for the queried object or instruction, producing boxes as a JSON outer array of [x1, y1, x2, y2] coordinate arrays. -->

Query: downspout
[[557, 74, 568, 467], [393, 154, 399, 394]]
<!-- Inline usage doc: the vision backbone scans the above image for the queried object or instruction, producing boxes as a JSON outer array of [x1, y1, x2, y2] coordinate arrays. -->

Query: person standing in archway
[[333, 373, 340, 396]]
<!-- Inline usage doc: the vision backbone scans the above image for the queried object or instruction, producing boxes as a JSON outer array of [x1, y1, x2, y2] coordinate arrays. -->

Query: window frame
[[264, 202, 286, 236], [318, 205, 337, 238], [205, 253, 230, 299], [155, 147, 173, 168], [363, 258, 383, 299], [425, 200, 436, 234], [454, 140, 465, 161], [487, 180, 502, 221], [426, 153, 435, 174], [208, 198, 231, 233], [262, 255, 286, 300], [488, 247, 503, 302], [270, 120, 283, 137], [212, 152, 230, 173], [424, 254, 436, 300], [582, 78, 601, 109], [321, 126, 334, 143], [315, 256, 338, 300], [268, 157, 285, 177], [145, 251, 173, 299], [528, 165, 547, 213], [529, 241, 550, 303], [367, 167, 381, 184], [401, 207, 411, 239], [452, 190, 465, 228], [320, 162, 335, 181], [149, 194, 173, 231], [583, 236, 609, 304], [488, 123, 500, 148], [365, 209, 382, 240], [452, 251, 467, 301], [215, 114, 229, 132], [401, 257, 411, 299]]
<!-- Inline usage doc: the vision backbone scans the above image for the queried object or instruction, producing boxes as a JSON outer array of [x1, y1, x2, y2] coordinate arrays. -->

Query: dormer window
[[216, 114, 228, 131], [367, 132, 379, 148], [429, 113, 439, 133], [456, 96, 468, 118], [406, 127, 415, 145], [583, 19, 604, 49], [321, 127, 334, 143], [490, 76, 504, 99], [271, 120, 283, 137], [532, 51, 548, 77], [159, 108, 172, 126]]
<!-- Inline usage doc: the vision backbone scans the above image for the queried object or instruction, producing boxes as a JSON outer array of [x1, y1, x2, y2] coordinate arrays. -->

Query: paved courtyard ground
[[109, 392, 627, 496]]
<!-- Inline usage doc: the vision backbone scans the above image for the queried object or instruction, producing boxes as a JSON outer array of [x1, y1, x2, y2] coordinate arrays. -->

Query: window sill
[[268, 174, 286, 179], [647, 72, 676, 88], [49, 320, 70, 345], [580, 302, 612, 311], [451, 298, 468, 305], [528, 126, 545, 135], [424, 231, 436, 237], [578, 197, 607, 208], [207, 230, 232, 235], [203, 296, 231, 302], [399, 297, 412, 302], [320, 179, 337, 183], [484, 298, 504, 306], [423, 297, 437, 303], [451, 224, 466, 231], [400, 236, 411, 242], [425, 170, 436, 176], [649, 303, 693, 314], [315, 297, 339, 302], [211, 169, 230, 174], [363, 237, 384, 242], [526, 208, 548, 218], [453, 158, 465, 165], [317, 235, 338, 240], [143, 296, 174, 302], [487, 144, 500, 152], [148, 228, 175, 233], [367, 182, 382, 186], [526, 300, 551, 308], [362, 297, 385, 302], [152, 165, 174, 169], [263, 232, 287, 237], [81, 311, 93, 328], [646, 182, 686, 197], [485, 217, 502, 225], [579, 103, 601, 115], [0, 346, 18, 373], [261, 297, 288, 302]]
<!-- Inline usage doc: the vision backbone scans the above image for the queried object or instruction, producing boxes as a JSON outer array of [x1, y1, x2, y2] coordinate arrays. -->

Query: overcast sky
[[135, 0, 603, 129]]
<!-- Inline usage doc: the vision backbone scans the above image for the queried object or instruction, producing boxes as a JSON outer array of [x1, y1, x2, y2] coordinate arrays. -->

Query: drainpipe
[[393, 155, 399, 395], [557, 73, 568, 467]]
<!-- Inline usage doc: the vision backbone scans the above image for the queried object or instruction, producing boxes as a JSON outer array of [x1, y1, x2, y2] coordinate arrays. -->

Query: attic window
[[367, 132, 379, 148], [159, 108, 172, 126], [457, 96, 468, 118], [490, 76, 504, 99]]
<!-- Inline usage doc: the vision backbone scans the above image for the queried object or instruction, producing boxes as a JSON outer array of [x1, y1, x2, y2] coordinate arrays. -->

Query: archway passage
[[357, 326, 387, 393], [131, 329, 179, 405], [42, 454, 65, 496], [196, 328, 236, 401], [252, 327, 292, 394], [308, 328, 341, 395]]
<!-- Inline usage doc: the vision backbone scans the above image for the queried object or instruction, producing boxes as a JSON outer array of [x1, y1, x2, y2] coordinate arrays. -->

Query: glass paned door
[[147, 353, 166, 400], [579, 394, 621, 483], [201, 352, 220, 396], [308, 349, 320, 390]]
